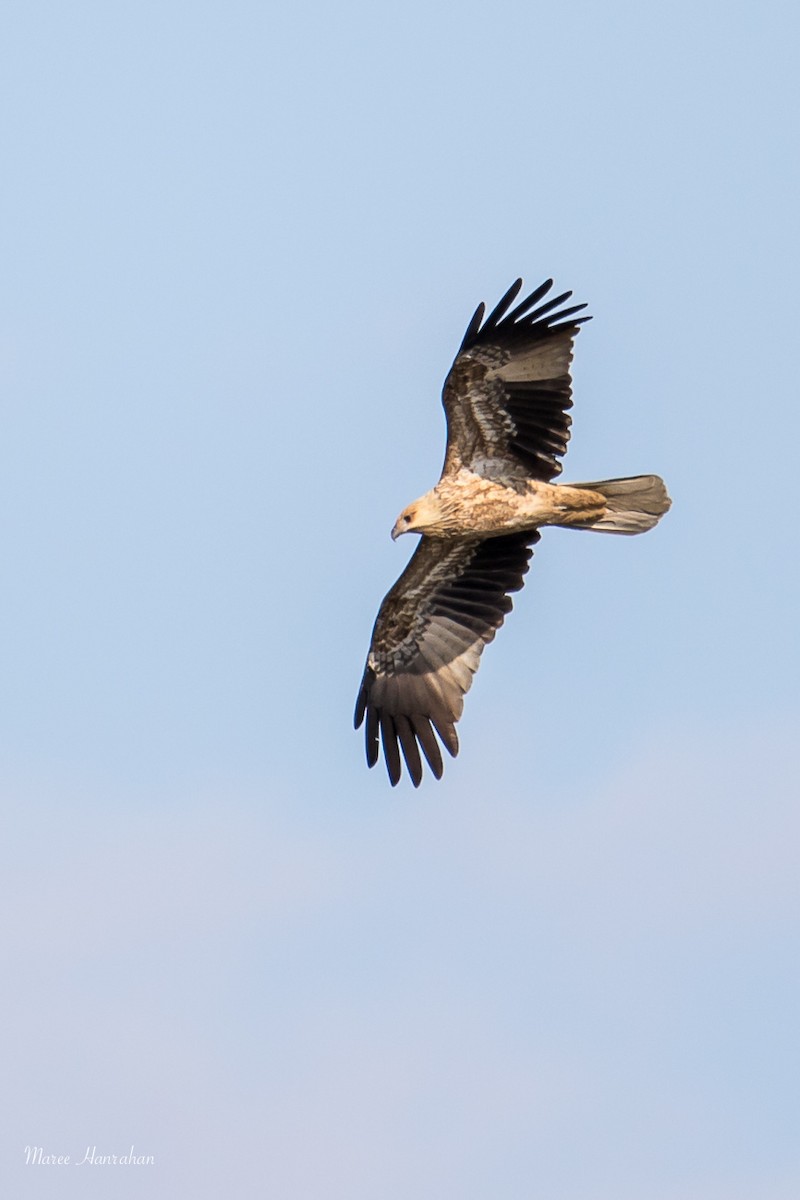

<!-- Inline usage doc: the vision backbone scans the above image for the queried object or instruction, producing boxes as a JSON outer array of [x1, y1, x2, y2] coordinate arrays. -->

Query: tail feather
[[566, 474, 671, 534]]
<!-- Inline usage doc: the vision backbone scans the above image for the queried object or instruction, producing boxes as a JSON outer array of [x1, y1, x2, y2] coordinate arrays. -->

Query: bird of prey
[[355, 277, 670, 786]]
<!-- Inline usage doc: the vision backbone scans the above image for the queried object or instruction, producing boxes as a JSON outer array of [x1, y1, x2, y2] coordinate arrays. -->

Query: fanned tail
[[565, 474, 671, 534]]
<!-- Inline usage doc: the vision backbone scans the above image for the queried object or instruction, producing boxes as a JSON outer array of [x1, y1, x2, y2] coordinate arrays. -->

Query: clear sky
[[2, 1, 798, 1196]]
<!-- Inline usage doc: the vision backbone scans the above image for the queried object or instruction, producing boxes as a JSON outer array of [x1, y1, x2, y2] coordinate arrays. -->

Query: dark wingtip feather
[[354, 685, 367, 729], [459, 302, 486, 352], [380, 713, 402, 786], [506, 278, 554, 323], [365, 706, 379, 768], [355, 666, 376, 728], [458, 277, 590, 353], [523, 289, 574, 324], [395, 714, 423, 787], [483, 278, 524, 331], [543, 301, 588, 324], [412, 715, 444, 780], [431, 715, 459, 758]]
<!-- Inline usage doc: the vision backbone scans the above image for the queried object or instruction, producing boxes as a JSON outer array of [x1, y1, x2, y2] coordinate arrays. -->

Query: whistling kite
[[355, 278, 670, 786]]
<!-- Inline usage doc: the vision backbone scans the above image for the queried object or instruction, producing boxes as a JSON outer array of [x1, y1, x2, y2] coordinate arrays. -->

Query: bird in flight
[[355, 278, 670, 787]]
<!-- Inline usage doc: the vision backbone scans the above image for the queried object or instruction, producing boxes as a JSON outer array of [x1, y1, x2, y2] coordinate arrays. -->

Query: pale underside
[[415, 470, 608, 538]]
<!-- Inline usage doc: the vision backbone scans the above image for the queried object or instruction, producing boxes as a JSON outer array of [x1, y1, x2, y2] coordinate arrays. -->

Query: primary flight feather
[[355, 277, 671, 787]]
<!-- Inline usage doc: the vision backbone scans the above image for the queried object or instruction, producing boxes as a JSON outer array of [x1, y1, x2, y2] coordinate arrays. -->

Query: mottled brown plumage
[[356, 278, 671, 786]]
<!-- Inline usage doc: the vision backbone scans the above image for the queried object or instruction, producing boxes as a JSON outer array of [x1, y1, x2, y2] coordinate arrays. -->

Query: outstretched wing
[[355, 531, 538, 787], [443, 278, 590, 481]]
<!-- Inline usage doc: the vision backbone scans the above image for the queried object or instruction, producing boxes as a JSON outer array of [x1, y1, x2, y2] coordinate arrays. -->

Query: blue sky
[[2, 2, 798, 1196]]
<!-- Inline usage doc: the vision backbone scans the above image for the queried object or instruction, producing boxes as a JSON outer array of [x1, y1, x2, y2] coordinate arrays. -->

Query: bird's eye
[[404, 514, 413, 523]]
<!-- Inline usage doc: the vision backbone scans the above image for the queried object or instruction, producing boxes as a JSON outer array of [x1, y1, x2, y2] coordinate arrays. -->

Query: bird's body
[[356, 278, 671, 786], [398, 472, 610, 539]]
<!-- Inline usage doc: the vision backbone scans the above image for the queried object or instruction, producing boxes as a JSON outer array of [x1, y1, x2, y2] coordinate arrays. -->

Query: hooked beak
[[391, 519, 404, 541]]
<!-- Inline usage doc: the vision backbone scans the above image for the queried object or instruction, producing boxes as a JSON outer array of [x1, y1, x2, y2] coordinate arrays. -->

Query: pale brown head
[[391, 493, 446, 540]]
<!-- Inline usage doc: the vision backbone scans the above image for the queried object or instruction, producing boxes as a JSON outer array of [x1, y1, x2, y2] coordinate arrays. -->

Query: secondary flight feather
[[355, 277, 671, 786]]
